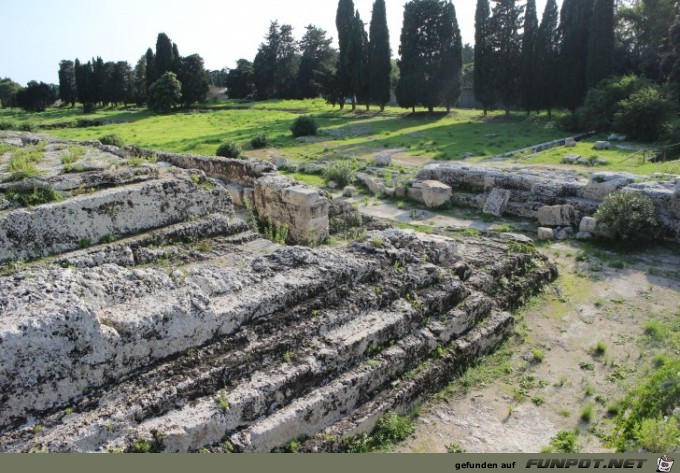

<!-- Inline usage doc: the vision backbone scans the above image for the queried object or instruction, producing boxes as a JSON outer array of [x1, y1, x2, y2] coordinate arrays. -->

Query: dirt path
[[395, 242, 680, 453]]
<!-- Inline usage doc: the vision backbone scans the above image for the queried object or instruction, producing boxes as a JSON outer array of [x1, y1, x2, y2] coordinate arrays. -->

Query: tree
[[75, 59, 96, 110], [347, 11, 370, 110], [397, 0, 463, 113], [58, 60, 77, 107], [463, 43, 474, 65], [105, 61, 132, 106], [16, 81, 56, 112], [490, 0, 524, 115], [587, 0, 615, 88], [177, 54, 211, 106], [533, 0, 560, 118], [253, 21, 300, 99], [147, 71, 182, 114], [209, 69, 228, 87], [145, 48, 156, 93], [0, 78, 21, 108], [336, 0, 356, 109], [520, 0, 538, 114], [474, 0, 495, 114], [155, 33, 176, 81], [559, 0, 595, 110], [297, 25, 336, 98], [369, 0, 392, 111], [92, 56, 105, 105], [133, 55, 148, 106], [226, 59, 255, 99]]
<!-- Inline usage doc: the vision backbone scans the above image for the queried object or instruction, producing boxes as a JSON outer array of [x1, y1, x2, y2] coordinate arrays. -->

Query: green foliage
[[250, 134, 270, 149], [264, 218, 289, 245], [253, 22, 299, 100], [543, 430, 579, 453], [132, 438, 152, 453], [147, 72, 182, 114], [635, 416, 680, 453], [216, 390, 230, 412], [489, 0, 523, 114], [397, 0, 463, 112], [559, 0, 595, 111], [533, 0, 560, 116], [290, 116, 318, 137], [586, 0, 615, 89], [594, 340, 608, 356], [446, 443, 466, 453], [341, 412, 415, 452], [594, 191, 657, 240], [216, 142, 242, 158], [644, 321, 664, 341], [613, 86, 676, 142], [581, 404, 594, 422], [612, 360, 680, 452], [474, 0, 494, 113], [176, 54, 211, 107], [531, 348, 545, 363], [368, 0, 392, 110], [99, 133, 125, 147], [323, 160, 356, 187], [520, 0, 539, 113], [3, 187, 62, 207]]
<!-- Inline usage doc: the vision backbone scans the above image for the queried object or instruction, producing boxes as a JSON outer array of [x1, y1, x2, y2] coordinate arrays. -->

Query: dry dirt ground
[[395, 241, 680, 453]]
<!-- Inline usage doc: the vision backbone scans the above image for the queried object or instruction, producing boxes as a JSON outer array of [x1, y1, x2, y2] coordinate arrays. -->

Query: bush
[[323, 161, 356, 187], [291, 116, 318, 138], [594, 191, 657, 240], [250, 134, 270, 149], [613, 86, 676, 142], [99, 133, 125, 147], [147, 72, 182, 114], [216, 142, 242, 158], [543, 430, 579, 453]]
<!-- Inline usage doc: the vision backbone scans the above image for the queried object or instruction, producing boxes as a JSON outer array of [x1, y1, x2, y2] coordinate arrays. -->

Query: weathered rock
[[395, 185, 407, 198], [594, 141, 611, 151], [576, 231, 593, 240], [373, 152, 392, 167], [608, 133, 627, 142], [356, 173, 385, 196], [562, 154, 581, 164], [675, 178, 680, 195], [254, 174, 329, 245], [342, 186, 357, 198], [537, 205, 576, 227], [555, 227, 574, 240], [584, 173, 636, 200], [537, 227, 555, 240], [421, 180, 452, 209], [271, 157, 288, 170], [579, 217, 597, 233], [483, 189, 511, 217], [564, 138, 577, 148], [0, 171, 231, 262]]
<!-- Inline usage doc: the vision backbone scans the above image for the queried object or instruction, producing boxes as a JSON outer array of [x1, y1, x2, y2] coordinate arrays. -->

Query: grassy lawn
[[1, 100, 678, 175]]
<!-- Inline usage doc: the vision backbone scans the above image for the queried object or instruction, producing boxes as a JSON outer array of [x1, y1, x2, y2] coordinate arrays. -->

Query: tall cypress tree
[[336, 0, 356, 109], [520, 0, 538, 114], [58, 60, 77, 107], [369, 0, 392, 111], [559, 0, 595, 110], [155, 33, 175, 80], [145, 48, 156, 88], [586, 0, 615, 88], [533, 0, 560, 118], [474, 0, 495, 114], [439, 1, 463, 113], [490, 0, 523, 115], [347, 11, 370, 110]]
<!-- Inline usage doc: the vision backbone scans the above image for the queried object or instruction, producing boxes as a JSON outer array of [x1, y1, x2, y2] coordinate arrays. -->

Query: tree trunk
[[548, 108, 552, 120], [351, 95, 356, 111], [428, 105, 434, 113], [446, 105, 451, 114], [380, 104, 385, 112], [340, 102, 345, 110], [483, 107, 488, 116], [365, 103, 370, 111], [412, 106, 415, 113]]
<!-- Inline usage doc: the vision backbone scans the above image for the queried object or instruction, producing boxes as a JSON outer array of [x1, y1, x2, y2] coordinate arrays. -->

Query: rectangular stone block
[[483, 189, 511, 217]]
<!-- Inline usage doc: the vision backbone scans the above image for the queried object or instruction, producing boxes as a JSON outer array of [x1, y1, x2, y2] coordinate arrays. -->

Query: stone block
[[538, 227, 555, 240], [395, 185, 407, 198], [373, 152, 392, 167], [561, 154, 581, 164], [555, 227, 574, 240], [421, 180, 452, 209], [565, 138, 577, 148], [576, 231, 593, 240], [537, 204, 576, 226], [483, 188, 511, 217], [579, 217, 597, 233], [594, 141, 611, 150], [342, 186, 356, 198], [583, 173, 636, 201]]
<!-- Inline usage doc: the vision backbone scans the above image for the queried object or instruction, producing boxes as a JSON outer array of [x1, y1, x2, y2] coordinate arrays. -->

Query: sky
[[0, 0, 560, 85]]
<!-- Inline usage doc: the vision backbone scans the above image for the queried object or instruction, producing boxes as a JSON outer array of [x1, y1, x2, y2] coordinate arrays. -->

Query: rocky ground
[[0, 133, 557, 453]]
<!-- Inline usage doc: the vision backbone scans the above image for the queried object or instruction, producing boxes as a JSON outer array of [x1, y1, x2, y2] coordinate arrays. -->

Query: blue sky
[[1, 0, 559, 85]]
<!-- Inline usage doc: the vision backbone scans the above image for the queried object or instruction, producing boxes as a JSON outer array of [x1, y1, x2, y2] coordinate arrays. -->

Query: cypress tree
[[134, 56, 147, 106], [369, 0, 392, 111], [520, 0, 538, 114], [336, 0, 356, 109], [586, 0, 615, 88], [474, 0, 495, 115], [559, 0, 595, 110], [533, 0, 560, 118], [145, 48, 156, 88], [155, 33, 175, 79], [347, 11, 370, 110], [490, 0, 523, 115], [58, 60, 77, 107], [177, 54, 211, 106], [439, 1, 463, 113]]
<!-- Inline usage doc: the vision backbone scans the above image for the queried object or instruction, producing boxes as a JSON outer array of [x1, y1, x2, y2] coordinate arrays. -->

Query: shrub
[[250, 134, 270, 149], [323, 161, 356, 187], [216, 142, 242, 159], [613, 86, 675, 142], [99, 133, 125, 147], [543, 430, 579, 453], [341, 412, 414, 452], [594, 191, 657, 240], [636, 416, 680, 453], [291, 116, 318, 138], [147, 72, 182, 114]]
